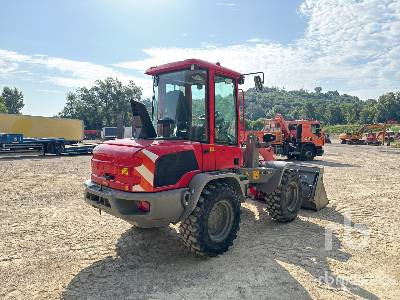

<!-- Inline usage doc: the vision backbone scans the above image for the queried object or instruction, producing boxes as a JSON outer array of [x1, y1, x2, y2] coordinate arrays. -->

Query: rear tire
[[264, 169, 302, 222], [286, 154, 297, 160], [299, 145, 315, 161], [54, 142, 64, 155], [179, 182, 241, 257]]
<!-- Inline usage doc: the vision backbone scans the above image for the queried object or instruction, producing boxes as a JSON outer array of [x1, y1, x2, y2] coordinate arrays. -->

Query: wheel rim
[[304, 149, 313, 160], [207, 200, 234, 243], [286, 182, 299, 213]]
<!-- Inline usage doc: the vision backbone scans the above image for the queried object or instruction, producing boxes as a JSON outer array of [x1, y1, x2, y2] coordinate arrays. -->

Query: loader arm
[[274, 113, 291, 139]]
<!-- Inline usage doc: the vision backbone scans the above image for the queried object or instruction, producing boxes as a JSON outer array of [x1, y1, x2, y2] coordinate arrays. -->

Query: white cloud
[[115, 0, 400, 99], [36, 89, 64, 94], [1, 0, 399, 101], [247, 38, 262, 43], [216, 2, 236, 7], [0, 49, 152, 95]]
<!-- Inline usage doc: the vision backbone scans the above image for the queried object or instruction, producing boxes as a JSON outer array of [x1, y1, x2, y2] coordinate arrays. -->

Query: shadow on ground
[[62, 204, 377, 299]]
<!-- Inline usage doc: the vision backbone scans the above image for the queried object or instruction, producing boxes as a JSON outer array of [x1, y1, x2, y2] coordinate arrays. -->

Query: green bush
[[322, 124, 360, 135], [323, 124, 400, 135]]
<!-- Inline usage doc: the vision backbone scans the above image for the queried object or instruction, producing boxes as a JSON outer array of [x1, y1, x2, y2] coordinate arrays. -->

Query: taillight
[[137, 201, 150, 213]]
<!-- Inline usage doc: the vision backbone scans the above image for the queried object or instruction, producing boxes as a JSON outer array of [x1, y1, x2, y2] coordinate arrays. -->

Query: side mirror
[[254, 75, 263, 91], [263, 133, 276, 143]]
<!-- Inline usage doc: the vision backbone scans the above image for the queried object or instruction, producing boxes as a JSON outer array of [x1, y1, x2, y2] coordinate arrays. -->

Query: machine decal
[[253, 170, 260, 180], [121, 167, 129, 176]]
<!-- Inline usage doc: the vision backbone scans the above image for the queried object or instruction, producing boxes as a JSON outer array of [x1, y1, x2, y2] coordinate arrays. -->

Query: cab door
[[214, 75, 241, 170]]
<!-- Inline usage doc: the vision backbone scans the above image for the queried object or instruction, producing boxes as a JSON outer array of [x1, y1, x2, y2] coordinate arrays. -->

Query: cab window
[[311, 123, 321, 135], [214, 76, 237, 144], [153, 69, 208, 142]]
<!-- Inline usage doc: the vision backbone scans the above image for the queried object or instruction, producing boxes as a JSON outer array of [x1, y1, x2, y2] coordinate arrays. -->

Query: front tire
[[179, 182, 241, 257], [299, 145, 315, 161], [264, 169, 302, 222]]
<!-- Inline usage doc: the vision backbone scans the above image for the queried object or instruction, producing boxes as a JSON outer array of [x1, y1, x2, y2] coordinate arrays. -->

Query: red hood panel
[[91, 143, 145, 191], [104, 138, 155, 148], [91, 138, 202, 193], [92, 143, 144, 165]]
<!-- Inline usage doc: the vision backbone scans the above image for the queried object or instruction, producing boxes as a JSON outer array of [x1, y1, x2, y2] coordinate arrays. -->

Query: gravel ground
[[1, 143, 399, 299]]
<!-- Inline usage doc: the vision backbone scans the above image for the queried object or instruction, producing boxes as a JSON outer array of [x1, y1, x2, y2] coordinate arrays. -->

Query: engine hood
[[91, 138, 202, 193], [103, 138, 155, 149]]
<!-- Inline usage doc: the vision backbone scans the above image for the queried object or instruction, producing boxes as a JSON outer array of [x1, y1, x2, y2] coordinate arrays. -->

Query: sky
[[0, 0, 399, 116]]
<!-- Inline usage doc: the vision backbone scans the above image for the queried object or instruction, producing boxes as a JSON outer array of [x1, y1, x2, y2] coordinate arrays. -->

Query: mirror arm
[[240, 71, 264, 84]]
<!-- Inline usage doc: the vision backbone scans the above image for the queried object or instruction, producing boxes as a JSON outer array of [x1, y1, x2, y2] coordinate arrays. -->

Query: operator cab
[[147, 61, 245, 149], [139, 59, 264, 170]]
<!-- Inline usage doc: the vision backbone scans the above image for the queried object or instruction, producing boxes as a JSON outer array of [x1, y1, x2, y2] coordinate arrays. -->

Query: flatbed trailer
[[63, 143, 97, 155], [0, 133, 97, 158]]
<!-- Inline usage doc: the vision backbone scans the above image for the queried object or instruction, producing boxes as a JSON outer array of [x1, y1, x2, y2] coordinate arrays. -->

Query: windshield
[[153, 69, 207, 141], [264, 120, 280, 132]]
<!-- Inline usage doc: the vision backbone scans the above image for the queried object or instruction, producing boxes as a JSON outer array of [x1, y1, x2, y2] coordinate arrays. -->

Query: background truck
[[0, 113, 83, 142], [261, 114, 324, 160], [84, 59, 328, 257]]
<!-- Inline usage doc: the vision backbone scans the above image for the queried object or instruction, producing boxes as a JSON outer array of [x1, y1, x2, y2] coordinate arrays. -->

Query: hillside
[[244, 87, 400, 127]]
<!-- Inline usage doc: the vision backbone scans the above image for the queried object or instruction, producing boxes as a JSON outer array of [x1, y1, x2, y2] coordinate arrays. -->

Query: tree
[[359, 99, 377, 124], [375, 92, 400, 123], [340, 102, 361, 124], [0, 96, 7, 113], [301, 101, 315, 119], [324, 104, 344, 125], [59, 88, 104, 130], [2, 87, 24, 114], [314, 87, 322, 93], [59, 78, 143, 136], [94, 78, 142, 138]]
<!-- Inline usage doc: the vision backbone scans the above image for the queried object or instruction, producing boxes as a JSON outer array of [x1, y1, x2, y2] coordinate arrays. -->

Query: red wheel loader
[[84, 59, 328, 257]]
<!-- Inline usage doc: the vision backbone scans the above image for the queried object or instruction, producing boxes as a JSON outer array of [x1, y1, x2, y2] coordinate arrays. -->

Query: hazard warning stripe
[[131, 149, 159, 192], [131, 184, 145, 192], [136, 173, 154, 191], [135, 164, 154, 185], [142, 148, 158, 162], [137, 153, 156, 173]]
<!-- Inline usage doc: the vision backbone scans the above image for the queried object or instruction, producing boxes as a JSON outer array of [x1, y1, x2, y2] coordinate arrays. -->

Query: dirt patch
[[1, 144, 399, 299]]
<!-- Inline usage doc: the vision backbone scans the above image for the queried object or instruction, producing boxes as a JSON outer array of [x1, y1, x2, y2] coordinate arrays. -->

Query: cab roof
[[145, 59, 242, 79]]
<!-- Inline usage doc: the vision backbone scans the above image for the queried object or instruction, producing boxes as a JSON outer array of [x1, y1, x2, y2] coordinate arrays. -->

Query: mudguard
[[246, 161, 328, 211], [176, 172, 247, 223], [242, 160, 288, 194]]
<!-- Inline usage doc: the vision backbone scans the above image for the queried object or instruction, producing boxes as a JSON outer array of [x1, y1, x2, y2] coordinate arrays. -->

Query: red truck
[[263, 114, 325, 160]]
